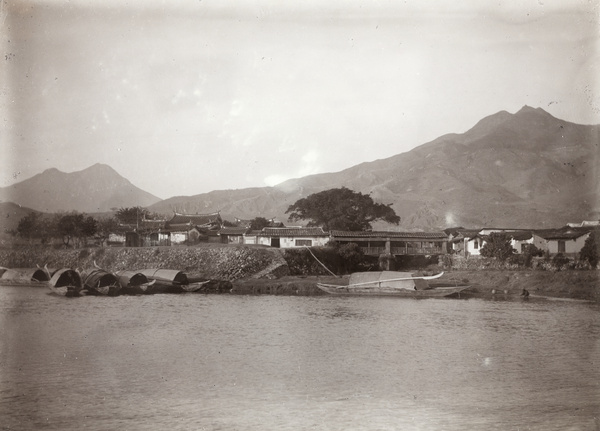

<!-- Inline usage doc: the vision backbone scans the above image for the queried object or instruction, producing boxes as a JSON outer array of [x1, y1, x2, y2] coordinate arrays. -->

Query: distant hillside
[[0, 202, 39, 235], [0, 164, 161, 213], [149, 106, 600, 229]]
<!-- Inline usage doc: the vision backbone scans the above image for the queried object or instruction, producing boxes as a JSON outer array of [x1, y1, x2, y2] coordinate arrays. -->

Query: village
[[108, 210, 599, 263]]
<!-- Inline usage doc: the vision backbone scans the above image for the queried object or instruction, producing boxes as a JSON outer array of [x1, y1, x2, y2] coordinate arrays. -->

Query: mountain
[[149, 106, 599, 230], [0, 164, 161, 213]]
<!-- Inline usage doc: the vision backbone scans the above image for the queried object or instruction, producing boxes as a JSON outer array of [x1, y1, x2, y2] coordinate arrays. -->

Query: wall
[[533, 233, 589, 256]]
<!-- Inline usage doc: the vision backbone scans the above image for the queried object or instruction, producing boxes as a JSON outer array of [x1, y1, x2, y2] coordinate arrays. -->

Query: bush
[[551, 253, 570, 271], [579, 230, 599, 269]]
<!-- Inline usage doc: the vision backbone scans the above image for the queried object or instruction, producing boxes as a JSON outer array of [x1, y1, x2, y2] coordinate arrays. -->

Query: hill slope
[[0, 164, 161, 213], [150, 106, 599, 229]]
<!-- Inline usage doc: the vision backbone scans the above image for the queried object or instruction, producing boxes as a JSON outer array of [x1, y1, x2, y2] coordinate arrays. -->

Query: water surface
[[1, 286, 598, 430]]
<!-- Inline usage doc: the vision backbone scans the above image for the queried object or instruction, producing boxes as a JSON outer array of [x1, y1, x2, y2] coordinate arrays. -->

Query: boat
[[47, 268, 85, 297], [115, 270, 156, 295], [316, 271, 470, 297], [138, 268, 210, 293], [81, 268, 121, 296], [0, 267, 51, 286]]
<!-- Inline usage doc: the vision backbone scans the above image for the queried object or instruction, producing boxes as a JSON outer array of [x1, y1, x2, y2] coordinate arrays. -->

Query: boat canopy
[[50, 269, 82, 288], [1, 268, 50, 282], [139, 269, 189, 285]]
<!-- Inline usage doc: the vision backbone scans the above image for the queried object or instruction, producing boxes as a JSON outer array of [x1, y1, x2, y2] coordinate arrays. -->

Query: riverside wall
[[0, 245, 289, 281]]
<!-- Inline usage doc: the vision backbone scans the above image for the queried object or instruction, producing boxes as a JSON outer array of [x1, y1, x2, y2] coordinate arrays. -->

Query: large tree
[[56, 213, 97, 247], [286, 187, 400, 231], [17, 212, 41, 242], [480, 232, 516, 261]]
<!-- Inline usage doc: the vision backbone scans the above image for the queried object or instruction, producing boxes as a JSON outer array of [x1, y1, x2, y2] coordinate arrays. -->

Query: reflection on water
[[1, 287, 599, 431]]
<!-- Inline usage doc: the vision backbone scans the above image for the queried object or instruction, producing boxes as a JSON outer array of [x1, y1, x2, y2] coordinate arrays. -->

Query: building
[[330, 230, 448, 256], [165, 211, 223, 244], [533, 228, 591, 257], [255, 227, 330, 248], [219, 227, 250, 244], [448, 229, 481, 256]]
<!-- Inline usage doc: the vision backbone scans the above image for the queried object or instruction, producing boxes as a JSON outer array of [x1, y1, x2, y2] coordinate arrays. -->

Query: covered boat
[[138, 269, 210, 293], [0, 267, 51, 286], [81, 268, 121, 296], [115, 270, 156, 295], [316, 271, 469, 297], [47, 269, 84, 297]]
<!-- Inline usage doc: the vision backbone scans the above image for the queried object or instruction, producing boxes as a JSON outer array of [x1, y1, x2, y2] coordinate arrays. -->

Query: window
[[473, 240, 479, 249], [558, 240, 566, 253], [295, 239, 312, 247]]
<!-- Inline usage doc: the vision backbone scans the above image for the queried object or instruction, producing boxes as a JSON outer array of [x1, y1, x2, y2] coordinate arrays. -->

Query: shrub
[[579, 230, 599, 269], [552, 253, 570, 271]]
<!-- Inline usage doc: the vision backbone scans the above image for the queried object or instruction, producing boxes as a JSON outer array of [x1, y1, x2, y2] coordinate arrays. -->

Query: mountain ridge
[[2, 106, 599, 230], [148, 106, 599, 229], [0, 163, 161, 213]]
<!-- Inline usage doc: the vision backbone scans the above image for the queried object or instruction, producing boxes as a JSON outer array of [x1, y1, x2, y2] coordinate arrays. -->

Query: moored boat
[[138, 268, 210, 293], [316, 271, 470, 297], [115, 270, 156, 295], [81, 268, 121, 296], [47, 268, 85, 297], [0, 267, 51, 286]]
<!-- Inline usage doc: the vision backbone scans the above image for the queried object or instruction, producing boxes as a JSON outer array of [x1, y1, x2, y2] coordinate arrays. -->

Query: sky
[[1, 0, 598, 199]]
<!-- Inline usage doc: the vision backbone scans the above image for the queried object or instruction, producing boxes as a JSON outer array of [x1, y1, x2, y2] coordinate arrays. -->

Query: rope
[[303, 246, 340, 278]]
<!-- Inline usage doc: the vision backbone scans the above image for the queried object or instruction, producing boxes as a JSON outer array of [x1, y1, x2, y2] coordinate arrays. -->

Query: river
[[1, 286, 598, 430]]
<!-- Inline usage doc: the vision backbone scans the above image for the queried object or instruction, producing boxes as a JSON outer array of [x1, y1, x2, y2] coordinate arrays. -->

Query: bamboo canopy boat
[[0, 267, 51, 286], [316, 271, 470, 297], [115, 270, 156, 295], [81, 268, 121, 296], [47, 268, 84, 297], [138, 269, 210, 293]]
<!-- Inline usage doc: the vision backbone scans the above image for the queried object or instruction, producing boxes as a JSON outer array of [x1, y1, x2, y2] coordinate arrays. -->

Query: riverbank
[[231, 269, 599, 301], [0, 245, 597, 301]]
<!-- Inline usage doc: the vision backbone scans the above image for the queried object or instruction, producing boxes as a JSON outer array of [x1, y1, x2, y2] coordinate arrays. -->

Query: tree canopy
[[579, 229, 599, 268], [479, 232, 516, 261], [115, 207, 148, 226], [286, 187, 400, 231], [250, 217, 270, 230]]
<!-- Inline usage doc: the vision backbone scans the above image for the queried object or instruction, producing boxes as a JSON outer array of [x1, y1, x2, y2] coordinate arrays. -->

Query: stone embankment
[[0, 244, 289, 281]]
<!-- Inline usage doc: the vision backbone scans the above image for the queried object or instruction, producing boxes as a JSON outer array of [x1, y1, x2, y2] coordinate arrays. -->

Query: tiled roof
[[219, 227, 250, 235], [330, 230, 447, 239], [509, 231, 534, 241], [259, 227, 328, 237], [167, 212, 221, 226], [534, 229, 590, 240]]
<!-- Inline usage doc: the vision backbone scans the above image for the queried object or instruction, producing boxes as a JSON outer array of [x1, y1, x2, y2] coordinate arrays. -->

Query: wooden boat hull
[[316, 282, 470, 297], [316, 271, 468, 297]]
